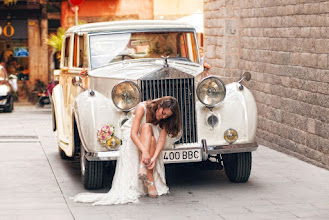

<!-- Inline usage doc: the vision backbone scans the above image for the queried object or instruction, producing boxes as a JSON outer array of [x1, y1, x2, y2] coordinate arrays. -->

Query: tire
[[38, 102, 45, 108], [222, 152, 252, 183], [80, 145, 104, 189], [3, 97, 13, 113]]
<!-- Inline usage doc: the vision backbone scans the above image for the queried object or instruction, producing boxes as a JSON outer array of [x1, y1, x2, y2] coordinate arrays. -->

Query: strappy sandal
[[138, 163, 147, 180], [144, 180, 158, 198]]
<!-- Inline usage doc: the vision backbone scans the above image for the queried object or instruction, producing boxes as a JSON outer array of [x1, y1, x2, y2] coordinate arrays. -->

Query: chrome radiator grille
[[141, 78, 197, 144]]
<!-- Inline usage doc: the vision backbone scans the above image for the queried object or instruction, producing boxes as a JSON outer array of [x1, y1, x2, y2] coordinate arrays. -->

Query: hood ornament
[[161, 55, 169, 68]]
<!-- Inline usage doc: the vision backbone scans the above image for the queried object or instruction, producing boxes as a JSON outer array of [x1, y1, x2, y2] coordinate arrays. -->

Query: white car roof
[[66, 20, 196, 34]]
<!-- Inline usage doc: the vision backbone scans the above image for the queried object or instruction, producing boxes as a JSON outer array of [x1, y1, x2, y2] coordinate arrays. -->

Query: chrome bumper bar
[[85, 151, 120, 161], [85, 140, 258, 162], [201, 139, 258, 154]]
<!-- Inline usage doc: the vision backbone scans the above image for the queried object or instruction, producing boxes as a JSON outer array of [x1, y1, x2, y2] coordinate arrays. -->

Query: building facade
[[61, 0, 154, 29], [0, 0, 61, 98], [204, 0, 329, 169]]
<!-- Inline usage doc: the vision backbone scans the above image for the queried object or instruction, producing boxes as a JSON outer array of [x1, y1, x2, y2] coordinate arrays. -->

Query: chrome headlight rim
[[196, 76, 226, 108], [111, 80, 141, 111], [206, 112, 219, 128]]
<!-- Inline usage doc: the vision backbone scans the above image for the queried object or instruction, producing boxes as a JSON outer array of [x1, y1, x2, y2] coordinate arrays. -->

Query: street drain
[[0, 135, 39, 143]]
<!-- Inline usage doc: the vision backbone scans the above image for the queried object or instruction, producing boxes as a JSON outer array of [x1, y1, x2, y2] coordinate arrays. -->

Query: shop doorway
[[0, 40, 30, 102]]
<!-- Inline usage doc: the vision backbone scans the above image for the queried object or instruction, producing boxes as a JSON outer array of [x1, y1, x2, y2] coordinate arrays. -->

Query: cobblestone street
[[0, 106, 328, 220]]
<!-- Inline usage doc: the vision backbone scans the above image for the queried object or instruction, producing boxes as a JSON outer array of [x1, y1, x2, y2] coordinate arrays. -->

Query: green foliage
[[47, 21, 86, 52], [47, 27, 65, 52]]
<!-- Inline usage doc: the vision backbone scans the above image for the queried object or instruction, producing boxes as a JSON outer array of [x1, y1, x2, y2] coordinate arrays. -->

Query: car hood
[[88, 59, 203, 80]]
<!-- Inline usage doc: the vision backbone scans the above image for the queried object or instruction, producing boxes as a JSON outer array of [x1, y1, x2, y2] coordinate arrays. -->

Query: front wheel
[[3, 97, 13, 112], [80, 145, 104, 189], [222, 152, 252, 183]]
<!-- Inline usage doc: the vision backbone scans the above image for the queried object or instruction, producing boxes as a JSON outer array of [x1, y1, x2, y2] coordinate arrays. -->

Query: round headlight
[[196, 76, 226, 107], [224, 129, 238, 144], [0, 84, 10, 95], [112, 81, 140, 111], [206, 113, 219, 128]]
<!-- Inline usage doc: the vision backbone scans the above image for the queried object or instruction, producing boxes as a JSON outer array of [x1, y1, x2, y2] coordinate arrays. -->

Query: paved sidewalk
[[0, 106, 329, 220]]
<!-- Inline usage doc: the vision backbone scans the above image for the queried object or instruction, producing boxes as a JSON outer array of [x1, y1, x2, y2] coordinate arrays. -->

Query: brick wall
[[204, 0, 329, 169]]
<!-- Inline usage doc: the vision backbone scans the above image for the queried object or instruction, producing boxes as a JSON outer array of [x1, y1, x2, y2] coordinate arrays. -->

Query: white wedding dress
[[72, 103, 169, 205]]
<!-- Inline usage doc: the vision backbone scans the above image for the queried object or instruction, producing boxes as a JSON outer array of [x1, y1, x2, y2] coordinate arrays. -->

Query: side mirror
[[72, 76, 85, 90], [72, 76, 82, 86], [238, 72, 251, 84], [243, 72, 251, 81], [237, 72, 252, 91]]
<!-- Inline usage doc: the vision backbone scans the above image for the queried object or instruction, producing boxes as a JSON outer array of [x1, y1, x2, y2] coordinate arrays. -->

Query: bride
[[73, 96, 181, 205]]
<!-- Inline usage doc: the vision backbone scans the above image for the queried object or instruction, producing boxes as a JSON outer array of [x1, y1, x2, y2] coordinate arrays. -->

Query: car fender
[[196, 82, 257, 146], [74, 90, 126, 152], [51, 85, 66, 143]]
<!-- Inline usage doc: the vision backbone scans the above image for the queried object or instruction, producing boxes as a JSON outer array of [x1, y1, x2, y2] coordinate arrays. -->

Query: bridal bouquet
[[97, 124, 115, 146]]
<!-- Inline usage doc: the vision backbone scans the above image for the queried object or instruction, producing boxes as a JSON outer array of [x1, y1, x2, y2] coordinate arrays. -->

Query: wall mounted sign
[[3, 22, 15, 37], [0, 20, 27, 39]]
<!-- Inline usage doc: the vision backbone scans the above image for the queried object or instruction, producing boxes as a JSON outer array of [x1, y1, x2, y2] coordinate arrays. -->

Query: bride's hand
[[142, 151, 150, 165], [147, 157, 156, 169]]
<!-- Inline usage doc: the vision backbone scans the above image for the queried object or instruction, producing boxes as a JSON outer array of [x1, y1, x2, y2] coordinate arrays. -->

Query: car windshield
[[89, 32, 199, 69]]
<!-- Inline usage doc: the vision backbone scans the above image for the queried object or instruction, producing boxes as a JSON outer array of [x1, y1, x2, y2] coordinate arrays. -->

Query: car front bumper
[[84, 140, 258, 162], [0, 95, 11, 108]]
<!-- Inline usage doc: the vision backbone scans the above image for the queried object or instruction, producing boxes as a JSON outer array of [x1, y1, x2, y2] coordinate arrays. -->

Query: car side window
[[73, 34, 78, 67], [63, 36, 71, 67], [73, 34, 87, 68]]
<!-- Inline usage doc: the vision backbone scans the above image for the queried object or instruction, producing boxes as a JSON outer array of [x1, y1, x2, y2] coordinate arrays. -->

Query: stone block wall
[[204, 0, 329, 169], [204, 0, 242, 83]]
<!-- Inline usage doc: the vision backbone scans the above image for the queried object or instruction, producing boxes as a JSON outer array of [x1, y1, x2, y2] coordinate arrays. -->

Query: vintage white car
[[0, 66, 14, 113], [52, 20, 258, 189]]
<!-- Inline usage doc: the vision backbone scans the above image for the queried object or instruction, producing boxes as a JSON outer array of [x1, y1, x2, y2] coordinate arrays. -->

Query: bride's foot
[[144, 180, 158, 198], [138, 163, 147, 180]]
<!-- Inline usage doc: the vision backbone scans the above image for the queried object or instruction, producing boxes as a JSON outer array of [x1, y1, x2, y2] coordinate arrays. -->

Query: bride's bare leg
[[138, 124, 154, 179], [139, 124, 154, 162], [139, 124, 157, 196], [146, 136, 157, 192]]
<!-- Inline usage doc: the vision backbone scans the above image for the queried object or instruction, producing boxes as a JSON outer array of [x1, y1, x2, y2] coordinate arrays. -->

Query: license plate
[[163, 149, 202, 164]]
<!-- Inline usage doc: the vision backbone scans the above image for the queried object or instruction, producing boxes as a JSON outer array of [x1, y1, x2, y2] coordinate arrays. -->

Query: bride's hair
[[146, 96, 181, 137]]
